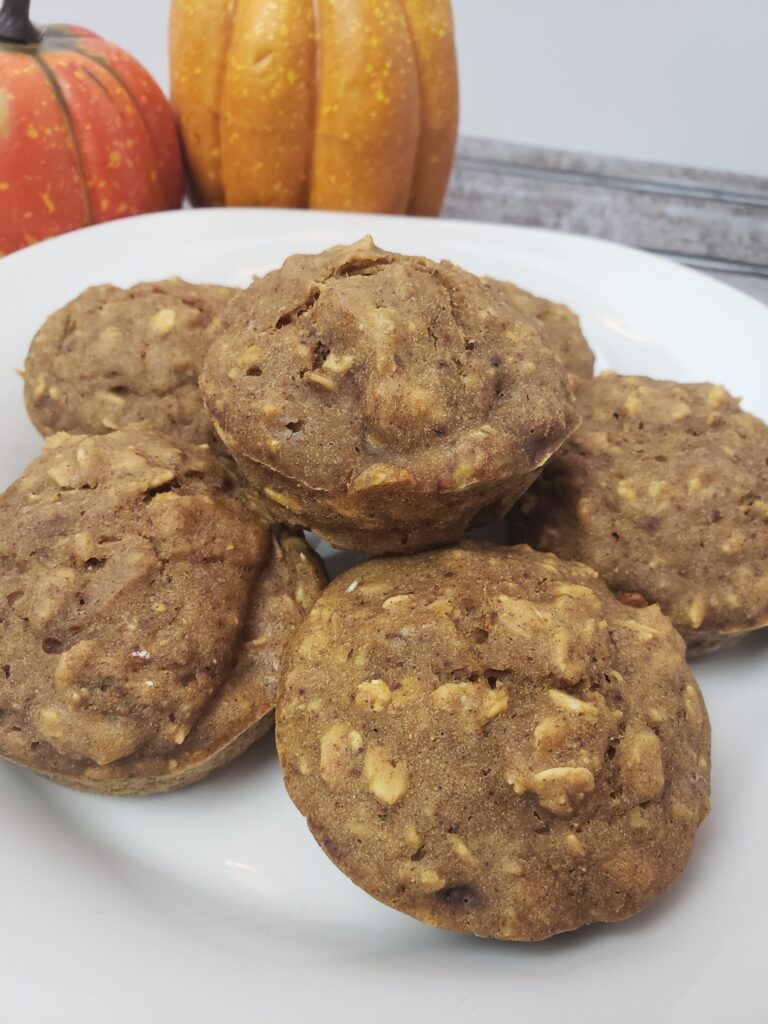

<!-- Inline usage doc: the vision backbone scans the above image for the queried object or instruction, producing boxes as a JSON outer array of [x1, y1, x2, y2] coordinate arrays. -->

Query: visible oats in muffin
[[25, 279, 236, 446], [0, 427, 325, 794], [200, 237, 578, 553], [277, 542, 710, 940], [510, 372, 768, 653], [484, 277, 594, 379]]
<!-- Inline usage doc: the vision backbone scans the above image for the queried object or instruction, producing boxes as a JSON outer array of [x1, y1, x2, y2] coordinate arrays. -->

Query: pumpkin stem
[[0, 0, 42, 45]]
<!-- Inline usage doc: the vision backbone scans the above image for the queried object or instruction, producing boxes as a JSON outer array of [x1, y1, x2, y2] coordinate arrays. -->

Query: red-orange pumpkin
[[0, 0, 183, 256]]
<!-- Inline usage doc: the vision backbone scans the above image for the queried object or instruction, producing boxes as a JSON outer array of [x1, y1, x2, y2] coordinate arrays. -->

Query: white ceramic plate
[[1, 209, 766, 1024]]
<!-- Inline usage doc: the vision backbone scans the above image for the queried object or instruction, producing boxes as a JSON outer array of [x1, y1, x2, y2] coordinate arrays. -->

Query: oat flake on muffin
[[0, 426, 325, 794], [277, 542, 710, 940], [510, 372, 768, 653], [25, 279, 236, 446], [200, 237, 578, 554]]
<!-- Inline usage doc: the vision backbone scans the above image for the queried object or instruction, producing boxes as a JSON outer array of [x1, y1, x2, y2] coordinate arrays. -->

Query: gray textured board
[[443, 138, 768, 304], [452, 138, 768, 201]]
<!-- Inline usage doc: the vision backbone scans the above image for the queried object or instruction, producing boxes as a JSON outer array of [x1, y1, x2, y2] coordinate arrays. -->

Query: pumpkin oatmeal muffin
[[24, 279, 236, 446], [509, 373, 768, 653], [0, 427, 325, 795], [276, 542, 710, 941], [200, 237, 578, 554], [484, 278, 594, 379]]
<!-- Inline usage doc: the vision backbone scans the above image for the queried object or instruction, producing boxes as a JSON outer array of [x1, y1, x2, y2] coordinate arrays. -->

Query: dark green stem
[[0, 0, 42, 45]]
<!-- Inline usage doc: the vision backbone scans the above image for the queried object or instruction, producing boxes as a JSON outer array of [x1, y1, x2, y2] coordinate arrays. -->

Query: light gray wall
[[31, 0, 767, 176]]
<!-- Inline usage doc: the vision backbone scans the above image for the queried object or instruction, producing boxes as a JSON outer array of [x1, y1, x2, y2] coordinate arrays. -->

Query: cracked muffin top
[[200, 237, 578, 553], [276, 542, 710, 941], [24, 279, 236, 446], [509, 373, 768, 653], [484, 278, 595, 379], [0, 427, 325, 794]]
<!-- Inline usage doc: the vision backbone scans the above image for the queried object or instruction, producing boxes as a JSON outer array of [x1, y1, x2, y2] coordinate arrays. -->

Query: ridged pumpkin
[[170, 0, 458, 215], [0, 0, 183, 256]]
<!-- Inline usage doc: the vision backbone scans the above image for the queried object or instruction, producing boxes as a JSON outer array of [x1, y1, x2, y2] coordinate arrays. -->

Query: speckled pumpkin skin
[[0, 23, 183, 255], [170, 0, 458, 216]]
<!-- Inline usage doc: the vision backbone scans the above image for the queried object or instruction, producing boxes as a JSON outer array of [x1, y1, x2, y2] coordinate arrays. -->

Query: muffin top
[[0, 427, 324, 790], [24, 279, 236, 446], [485, 278, 595, 379], [277, 542, 710, 940], [510, 373, 768, 651], [200, 236, 577, 504]]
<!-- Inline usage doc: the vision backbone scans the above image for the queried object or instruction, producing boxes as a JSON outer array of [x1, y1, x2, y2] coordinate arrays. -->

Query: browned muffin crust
[[276, 543, 710, 941], [24, 279, 236, 446], [0, 428, 325, 794], [484, 278, 595, 379], [200, 237, 578, 553], [509, 373, 768, 652]]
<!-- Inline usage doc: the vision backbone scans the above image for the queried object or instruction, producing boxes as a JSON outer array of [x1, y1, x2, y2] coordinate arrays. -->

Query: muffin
[[485, 278, 594, 379], [276, 542, 710, 941], [200, 237, 578, 554], [24, 279, 236, 446], [0, 427, 325, 794], [510, 373, 768, 653]]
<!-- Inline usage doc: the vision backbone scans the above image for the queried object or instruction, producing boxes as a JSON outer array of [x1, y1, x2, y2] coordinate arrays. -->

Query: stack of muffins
[[3, 235, 767, 941]]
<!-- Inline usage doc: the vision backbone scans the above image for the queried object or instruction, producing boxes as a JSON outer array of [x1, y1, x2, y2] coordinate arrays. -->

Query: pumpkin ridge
[[78, 50, 166, 209], [30, 51, 92, 225], [215, 0, 239, 205], [308, 0, 321, 207], [397, 0, 421, 205], [78, 61, 112, 102], [398, 0, 458, 215]]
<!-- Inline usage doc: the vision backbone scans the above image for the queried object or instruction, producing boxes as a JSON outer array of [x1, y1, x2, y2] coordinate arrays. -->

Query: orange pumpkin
[[0, 0, 184, 256], [170, 0, 458, 216]]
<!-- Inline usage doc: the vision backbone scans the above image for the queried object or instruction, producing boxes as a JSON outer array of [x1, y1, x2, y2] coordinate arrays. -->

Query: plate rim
[[1, 204, 766, 1024], [2, 204, 765, 321]]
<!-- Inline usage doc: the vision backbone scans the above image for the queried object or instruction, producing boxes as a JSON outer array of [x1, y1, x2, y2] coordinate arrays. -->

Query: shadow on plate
[[174, 726, 280, 796], [695, 625, 768, 668]]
